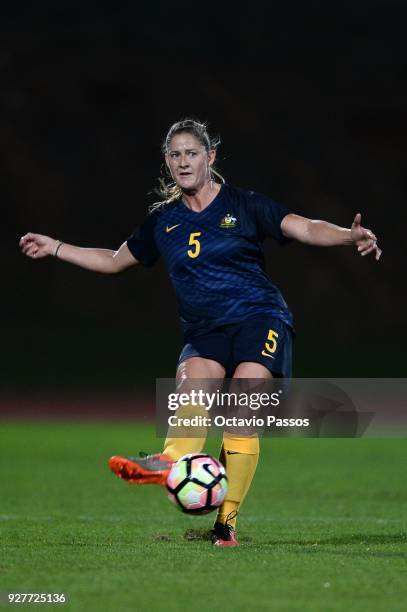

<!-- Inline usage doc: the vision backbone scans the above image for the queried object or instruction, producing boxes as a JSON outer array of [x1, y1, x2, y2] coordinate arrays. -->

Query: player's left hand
[[350, 213, 382, 261]]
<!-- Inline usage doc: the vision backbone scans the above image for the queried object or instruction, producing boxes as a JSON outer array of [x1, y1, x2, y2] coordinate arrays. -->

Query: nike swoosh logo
[[261, 350, 275, 359], [166, 224, 181, 233]]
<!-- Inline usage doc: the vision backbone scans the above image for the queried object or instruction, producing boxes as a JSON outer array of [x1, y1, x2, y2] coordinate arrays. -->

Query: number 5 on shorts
[[261, 329, 279, 358]]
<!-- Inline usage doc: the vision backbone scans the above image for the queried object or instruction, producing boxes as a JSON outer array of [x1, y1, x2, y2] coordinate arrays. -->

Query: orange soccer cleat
[[211, 521, 240, 547], [211, 510, 240, 546], [108, 453, 173, 486]]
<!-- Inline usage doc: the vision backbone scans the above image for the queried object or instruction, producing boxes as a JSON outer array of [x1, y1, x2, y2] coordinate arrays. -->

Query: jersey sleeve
[[126, 210, 161, 267], [249, 191, 292, 244]]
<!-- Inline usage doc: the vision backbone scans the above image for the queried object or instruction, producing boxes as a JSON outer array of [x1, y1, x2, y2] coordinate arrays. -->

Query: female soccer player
[[19, 119, 381, 547]]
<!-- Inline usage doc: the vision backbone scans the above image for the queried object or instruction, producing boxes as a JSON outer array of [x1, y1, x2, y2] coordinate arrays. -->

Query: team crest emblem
[[219, 213, 237, 228]]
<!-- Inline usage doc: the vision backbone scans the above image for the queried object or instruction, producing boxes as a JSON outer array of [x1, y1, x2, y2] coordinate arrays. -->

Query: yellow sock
[[163, 403, 208, 461], [216, 500, 240, 526], [216, 435, 260, 529]]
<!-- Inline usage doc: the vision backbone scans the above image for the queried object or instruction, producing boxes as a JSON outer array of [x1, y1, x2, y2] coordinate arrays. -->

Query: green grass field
[[0, 422, 406, 611]]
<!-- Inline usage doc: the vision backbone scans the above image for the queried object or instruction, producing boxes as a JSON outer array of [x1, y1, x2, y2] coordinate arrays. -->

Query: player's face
[[166, 132, 215, 193]]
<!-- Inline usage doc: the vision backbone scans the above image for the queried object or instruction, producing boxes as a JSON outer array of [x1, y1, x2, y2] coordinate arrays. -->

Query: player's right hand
[[19, 233, 58, 259]]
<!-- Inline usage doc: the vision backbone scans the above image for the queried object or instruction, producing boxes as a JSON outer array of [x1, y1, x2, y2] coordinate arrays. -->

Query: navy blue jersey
[[127, 183, 293, 336]]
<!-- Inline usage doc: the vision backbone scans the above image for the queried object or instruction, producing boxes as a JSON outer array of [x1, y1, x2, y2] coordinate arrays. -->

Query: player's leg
[[162, 356, 226, 460], [109, 356, 225, 485], [212, 317, 293, 546], [212, 362, 270, 546]]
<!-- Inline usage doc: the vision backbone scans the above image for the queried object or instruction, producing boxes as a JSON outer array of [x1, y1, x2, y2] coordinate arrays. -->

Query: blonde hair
[[150, 119, 224, 211]]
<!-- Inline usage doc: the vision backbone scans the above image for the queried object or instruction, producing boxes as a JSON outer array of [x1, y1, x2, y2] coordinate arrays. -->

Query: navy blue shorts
[[178, 317, 293, 378]]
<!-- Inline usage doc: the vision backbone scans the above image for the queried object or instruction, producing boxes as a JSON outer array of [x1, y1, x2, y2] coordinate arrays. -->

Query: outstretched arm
[[281, 213, 382, 261], [19, 233, 138, 273]]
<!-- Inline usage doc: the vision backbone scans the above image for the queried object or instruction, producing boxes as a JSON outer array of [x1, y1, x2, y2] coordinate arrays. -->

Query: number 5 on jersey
[[188, 232, 201, 258], [261, 329, 279, 358]]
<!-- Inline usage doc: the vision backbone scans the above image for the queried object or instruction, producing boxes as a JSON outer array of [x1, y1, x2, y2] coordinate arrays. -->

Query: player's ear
[[208, 149, 216, 167]]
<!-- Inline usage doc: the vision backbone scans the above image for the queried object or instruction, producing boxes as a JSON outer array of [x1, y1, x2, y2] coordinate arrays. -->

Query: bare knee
[[176, 357, 226, 390]]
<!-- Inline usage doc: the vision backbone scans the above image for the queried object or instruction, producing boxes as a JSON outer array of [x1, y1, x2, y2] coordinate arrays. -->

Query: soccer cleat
[[108, 453, 173, 486], [211, 521, 240, 547]]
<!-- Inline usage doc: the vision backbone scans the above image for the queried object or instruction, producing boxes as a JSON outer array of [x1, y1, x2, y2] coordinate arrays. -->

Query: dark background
[[2, 1, 406, 392]]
